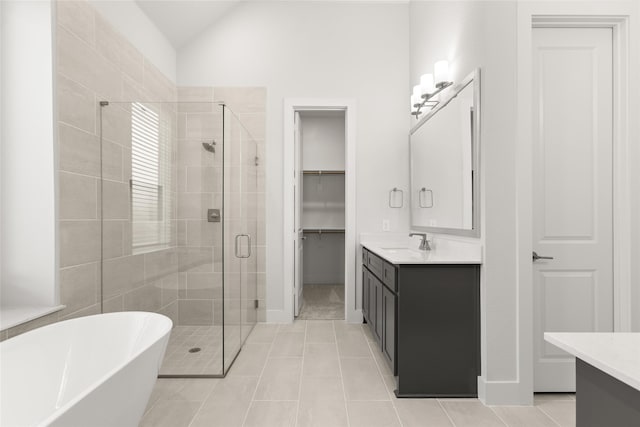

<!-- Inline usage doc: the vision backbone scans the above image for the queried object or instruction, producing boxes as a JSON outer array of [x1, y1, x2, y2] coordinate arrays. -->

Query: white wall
[[411, 0, 519, 403], [303, 233, 345, 285], [178, 1, 410, 316], [303, 175, 345, 229], [411, 0, 640, 405], [301, 113, 345, 171], [89, 0, 176, 83], [1, 1, 57, 307]]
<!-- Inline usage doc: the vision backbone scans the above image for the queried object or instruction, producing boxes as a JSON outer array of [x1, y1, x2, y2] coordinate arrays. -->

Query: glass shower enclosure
[[99, 101, 258, 376]]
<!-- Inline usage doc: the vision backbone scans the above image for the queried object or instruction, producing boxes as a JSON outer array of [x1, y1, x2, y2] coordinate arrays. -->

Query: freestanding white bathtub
[[0, 311, 172, 427]]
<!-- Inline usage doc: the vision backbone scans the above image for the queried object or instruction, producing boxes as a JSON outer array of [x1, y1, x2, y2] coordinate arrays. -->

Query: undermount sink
[[379, 248, 424, 257]]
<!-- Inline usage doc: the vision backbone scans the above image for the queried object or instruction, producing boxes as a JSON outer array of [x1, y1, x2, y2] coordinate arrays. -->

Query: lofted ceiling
[[135, 0, 410, 50], [135, 0, 243, 48]]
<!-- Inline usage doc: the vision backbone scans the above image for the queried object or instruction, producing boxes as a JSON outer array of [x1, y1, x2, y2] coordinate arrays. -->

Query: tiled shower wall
[[2, 0, 265, 339], [176, 87, 267, 324], [57, 0, 179, 323]]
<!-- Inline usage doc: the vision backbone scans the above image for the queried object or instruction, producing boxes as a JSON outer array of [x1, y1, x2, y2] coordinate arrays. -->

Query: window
[[130, 103, 173, 253]]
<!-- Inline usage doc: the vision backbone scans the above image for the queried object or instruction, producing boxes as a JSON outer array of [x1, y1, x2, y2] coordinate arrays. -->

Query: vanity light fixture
[[411, 60, 454, 119], [434, 60, 452, 89]]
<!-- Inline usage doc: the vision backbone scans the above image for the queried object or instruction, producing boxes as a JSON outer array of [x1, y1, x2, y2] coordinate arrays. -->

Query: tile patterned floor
[[160, 325, 243, 375], [143, 320, 576, 427]]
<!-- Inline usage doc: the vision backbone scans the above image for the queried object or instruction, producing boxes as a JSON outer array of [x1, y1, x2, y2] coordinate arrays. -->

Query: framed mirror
[[409, 68, 480, 237]]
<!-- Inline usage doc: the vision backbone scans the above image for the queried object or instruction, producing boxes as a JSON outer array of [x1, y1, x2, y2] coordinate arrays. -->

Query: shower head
[[202, 141, 216, 153]]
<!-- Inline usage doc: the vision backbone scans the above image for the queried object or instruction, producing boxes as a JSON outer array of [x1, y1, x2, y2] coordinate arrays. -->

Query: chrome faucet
[[409, 233, 431, 251]]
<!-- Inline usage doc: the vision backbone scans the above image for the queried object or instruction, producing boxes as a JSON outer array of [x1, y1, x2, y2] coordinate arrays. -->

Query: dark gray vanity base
[[576, 359, 640, 427], [362, 246, 480, 398], [395, 265, 480, 397]]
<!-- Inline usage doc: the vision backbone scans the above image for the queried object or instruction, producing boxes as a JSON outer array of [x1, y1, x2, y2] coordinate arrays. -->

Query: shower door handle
[[245, 235, 252, 258], [235, 234, 251, 258]]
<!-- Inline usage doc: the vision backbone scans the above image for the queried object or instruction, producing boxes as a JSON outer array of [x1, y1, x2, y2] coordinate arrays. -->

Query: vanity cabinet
[[362, 265, 385, 346], [362, 245, 480, 397], [362, 248, 397, 371], [382, 285, 396, 369]]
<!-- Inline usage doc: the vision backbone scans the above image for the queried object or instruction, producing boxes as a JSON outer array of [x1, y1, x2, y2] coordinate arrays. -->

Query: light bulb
[[434, 60, 450, 87], [420, 73, 434, 96], [411, 93, 421, 108], [412, 85, 422, 98]]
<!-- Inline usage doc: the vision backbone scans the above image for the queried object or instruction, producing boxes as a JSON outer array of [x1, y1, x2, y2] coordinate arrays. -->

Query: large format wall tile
[[56, 0, 95, 46], [59, 262, 99, 316], [59, 172, 97, 220], [59, 220, 101, 267], [101, 180, 129, 220], [58, 26, 121, 101], [102, 220, 124, 259], [124, 283, 162, 312], [57, 74, 96, 133], [58, 123, 100, 177], [178, 300, 213, 325], [100, 103, 131, 147], [102, 254, 145, 299]]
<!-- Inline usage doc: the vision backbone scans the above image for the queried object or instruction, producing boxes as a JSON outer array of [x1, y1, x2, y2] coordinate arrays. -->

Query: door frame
[[516, 9, 634, 402], [283, 98, 358, 323]]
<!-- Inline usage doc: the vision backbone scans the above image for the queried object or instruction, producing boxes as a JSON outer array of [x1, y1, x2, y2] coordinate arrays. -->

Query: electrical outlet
[[382, 219, 390, 232]]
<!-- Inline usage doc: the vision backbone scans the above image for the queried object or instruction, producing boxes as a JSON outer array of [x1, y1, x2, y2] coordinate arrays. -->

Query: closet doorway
[[295, 111, 346, 319], [283, 99, 357, 324]]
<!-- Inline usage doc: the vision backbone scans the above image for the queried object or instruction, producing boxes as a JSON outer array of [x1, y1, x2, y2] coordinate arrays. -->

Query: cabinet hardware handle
[[532, 251, 554, 261]]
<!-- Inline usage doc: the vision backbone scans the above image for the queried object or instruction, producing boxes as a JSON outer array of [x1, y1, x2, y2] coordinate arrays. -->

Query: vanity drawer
[[366, 251, 384, 278], [365, 249, 397, 292], [382, 262, 397, 292]]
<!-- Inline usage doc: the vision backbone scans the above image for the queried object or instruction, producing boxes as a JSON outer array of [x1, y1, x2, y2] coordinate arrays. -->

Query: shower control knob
[[207, 209, 221, 222]]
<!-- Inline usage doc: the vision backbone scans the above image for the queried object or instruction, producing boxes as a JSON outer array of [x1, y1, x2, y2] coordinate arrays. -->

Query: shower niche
[[99, 99, 261, 377]]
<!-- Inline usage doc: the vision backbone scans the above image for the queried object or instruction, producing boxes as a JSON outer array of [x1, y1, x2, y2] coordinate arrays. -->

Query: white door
[[294, 112, 304, 316], [532, 27, 614, 391]]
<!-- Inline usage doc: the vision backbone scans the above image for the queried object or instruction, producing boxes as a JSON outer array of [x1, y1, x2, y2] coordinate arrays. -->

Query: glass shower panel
[[240, 118, 259, 343], [222, 106, 259, 372], [99, 101, 226, 377]]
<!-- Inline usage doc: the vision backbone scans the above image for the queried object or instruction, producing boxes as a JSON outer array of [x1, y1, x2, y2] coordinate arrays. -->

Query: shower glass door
[[99, 101, 229, 377], [222, 105, 258, 372]]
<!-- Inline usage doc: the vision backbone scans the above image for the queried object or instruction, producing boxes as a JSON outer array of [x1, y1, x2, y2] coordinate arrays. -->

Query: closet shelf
[[303, 228, 345, 234], [302, 170, 345, 175]]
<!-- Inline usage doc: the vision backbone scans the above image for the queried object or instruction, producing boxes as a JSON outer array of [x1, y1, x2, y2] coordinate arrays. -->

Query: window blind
[[130, 103, 172, 251]]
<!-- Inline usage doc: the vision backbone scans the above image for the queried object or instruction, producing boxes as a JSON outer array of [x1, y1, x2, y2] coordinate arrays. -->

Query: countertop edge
[[544, 333, 640, 392], [362, 243, 482, 265]]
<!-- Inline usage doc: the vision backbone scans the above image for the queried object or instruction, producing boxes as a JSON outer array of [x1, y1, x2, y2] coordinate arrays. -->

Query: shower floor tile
[[159, 325, 245, 376]]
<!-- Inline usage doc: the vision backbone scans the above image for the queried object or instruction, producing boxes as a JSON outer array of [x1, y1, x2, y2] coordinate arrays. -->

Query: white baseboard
[[346, 309, 363, 324], [266, 309, 291, 323], [477, 377, 533, 405], [266, 309, 363, 324]]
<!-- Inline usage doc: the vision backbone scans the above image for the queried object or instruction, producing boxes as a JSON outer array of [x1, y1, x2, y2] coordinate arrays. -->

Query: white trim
[[265, 309, 290, 324], [477, 378, 529, 406], [516, 7, 633, 404], [281, 99, 359, 324]]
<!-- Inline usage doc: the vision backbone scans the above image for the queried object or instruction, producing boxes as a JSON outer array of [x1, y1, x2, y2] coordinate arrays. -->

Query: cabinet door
[[374, 278, 383, 342], [382, 285, 396, 373], [369, 272, 377, 335], [362, 270, 370, 322]]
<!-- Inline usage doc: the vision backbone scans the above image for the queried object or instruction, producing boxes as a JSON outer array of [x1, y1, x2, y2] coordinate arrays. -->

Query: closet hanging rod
[[302, 228, 345, 234], [302, 170, 345, 175]]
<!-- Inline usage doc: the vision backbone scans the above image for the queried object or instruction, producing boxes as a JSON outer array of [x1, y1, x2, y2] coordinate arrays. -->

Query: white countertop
[[545, 333, 640, 391], [361, 235, 481, 265]]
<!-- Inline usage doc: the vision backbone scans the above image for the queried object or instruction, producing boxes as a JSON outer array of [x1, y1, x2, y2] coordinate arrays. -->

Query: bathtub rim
[[1, 311, 172, 427]]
